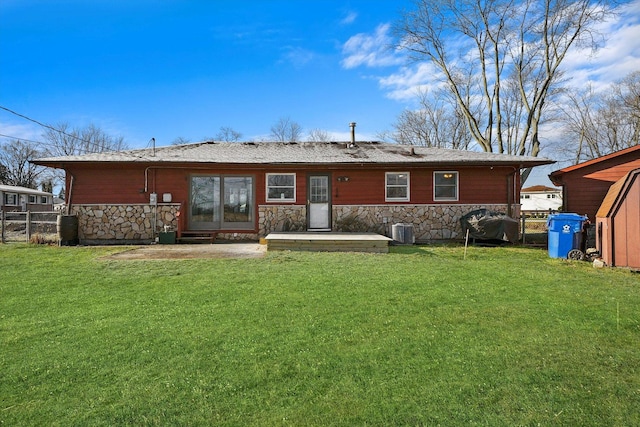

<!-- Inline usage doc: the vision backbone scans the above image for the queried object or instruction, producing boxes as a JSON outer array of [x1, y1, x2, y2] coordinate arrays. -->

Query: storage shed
[[549, 145, 640, 222], [595, 168, 640, 269]]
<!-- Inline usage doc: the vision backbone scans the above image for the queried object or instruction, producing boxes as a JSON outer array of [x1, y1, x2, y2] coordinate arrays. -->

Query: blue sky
[[1, 0, 639, 185]]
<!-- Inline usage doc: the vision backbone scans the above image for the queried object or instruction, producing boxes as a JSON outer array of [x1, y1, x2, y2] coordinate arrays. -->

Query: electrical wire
[[0, 105, 149, 159], [0, 133, 49, 147]]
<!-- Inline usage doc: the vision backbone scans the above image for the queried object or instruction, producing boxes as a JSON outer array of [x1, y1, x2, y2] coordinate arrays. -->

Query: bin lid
[[547, 213, 588, 226]]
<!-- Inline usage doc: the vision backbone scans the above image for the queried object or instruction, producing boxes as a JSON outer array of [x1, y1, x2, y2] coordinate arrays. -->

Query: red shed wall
[[559, 156, 640, 221], [611, 176, 640, 268]]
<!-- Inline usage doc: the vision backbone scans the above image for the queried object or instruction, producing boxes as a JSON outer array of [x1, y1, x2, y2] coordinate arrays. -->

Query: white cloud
[[342, 1, 640, 106], [340, 11, 358, 25], [561, 0, 640, 91], [341, 23, 404, 69], [0, 121, 42, 142], [280, 46, 315, 68], [378, 62, 442, 101]]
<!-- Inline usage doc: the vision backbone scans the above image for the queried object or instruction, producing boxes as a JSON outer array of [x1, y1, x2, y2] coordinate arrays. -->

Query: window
[[4, 193, 18, 205], [266, 173, 296, 202], [40, 196, 49, 204], [386, 172, 410, 201], [434, 171, 458, 201], [522, 194, 531, 199], [29, 195, 37, 204]]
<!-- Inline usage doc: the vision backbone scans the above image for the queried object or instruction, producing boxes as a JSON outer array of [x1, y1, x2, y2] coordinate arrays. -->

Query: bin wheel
[[567, 249, 585, 261]]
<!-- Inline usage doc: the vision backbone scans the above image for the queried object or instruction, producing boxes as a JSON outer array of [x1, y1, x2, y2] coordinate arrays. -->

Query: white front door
[[308, 174, 331, 230]]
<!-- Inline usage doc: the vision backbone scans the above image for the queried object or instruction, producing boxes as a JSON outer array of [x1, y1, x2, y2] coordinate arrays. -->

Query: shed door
[[307, 174, 331, 230]]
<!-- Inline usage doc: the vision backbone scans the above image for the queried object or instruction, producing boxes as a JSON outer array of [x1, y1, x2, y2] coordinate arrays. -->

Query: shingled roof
[[34, 141, 553, 168]]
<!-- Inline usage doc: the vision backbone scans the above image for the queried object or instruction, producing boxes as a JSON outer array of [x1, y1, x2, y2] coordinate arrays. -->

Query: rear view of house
[[0, 184, 54, 212], [34, 141, 552, 245], [520, 185, 562, 215]]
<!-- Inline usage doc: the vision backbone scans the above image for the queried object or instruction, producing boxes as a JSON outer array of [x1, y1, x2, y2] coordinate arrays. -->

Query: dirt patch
[[102, 243, 267, 260]]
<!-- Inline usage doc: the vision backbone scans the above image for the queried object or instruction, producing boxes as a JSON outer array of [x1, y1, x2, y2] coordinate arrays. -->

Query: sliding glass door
[[189, 175, 253, 230]]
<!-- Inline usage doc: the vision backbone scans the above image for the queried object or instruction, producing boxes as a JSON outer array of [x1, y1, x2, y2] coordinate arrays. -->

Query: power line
[[0, 105, 147, 159], [0, 133, 49, 147], [0, 105, 88, 144]]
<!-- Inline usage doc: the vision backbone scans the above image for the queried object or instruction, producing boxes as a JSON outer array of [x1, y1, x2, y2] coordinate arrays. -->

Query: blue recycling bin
[[547, 213, 588, 258]]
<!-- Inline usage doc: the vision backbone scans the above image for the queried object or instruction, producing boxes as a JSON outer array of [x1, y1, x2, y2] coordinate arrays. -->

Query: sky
[[1, 0, 639, 186]]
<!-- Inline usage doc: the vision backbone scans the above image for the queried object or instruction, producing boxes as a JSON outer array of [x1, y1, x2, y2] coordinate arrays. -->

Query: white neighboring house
[[520, 185, 562, 214], [0, 184, 54, 212]]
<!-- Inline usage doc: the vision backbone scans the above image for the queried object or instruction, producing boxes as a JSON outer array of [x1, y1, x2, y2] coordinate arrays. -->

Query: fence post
[[26, 210, 31, 242], [1, 211, 4, 244]]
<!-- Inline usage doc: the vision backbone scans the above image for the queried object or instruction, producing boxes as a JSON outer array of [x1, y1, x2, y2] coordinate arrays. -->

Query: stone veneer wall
[[333, 204, 519, 241], [73, 203, 519, 244], [258, 203, 519, 241], [72, 204, 180, 244], [259, 205, 307, 236]]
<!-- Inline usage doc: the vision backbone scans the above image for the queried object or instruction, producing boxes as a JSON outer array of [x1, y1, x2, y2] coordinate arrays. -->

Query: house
[[0, 184, 54, 212], [595, 168, 640, 269], [520, 185, 562, 215], [33, 141, 552, 244], [549, 145, 640, 221]]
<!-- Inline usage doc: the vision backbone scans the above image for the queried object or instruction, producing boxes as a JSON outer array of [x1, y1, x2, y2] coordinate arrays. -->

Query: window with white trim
[[29, 195, 37, 204], [434, 171, 458, 201], [4, 193, 18, 205], [40, 196, 49, 204], [386, 172, 410, 201], [266, 173, 296, 202]]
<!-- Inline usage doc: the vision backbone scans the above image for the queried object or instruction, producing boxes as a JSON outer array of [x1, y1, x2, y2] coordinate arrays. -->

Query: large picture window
[[434, 171, 458, 201], [266, 173, 296, 202], [386, 172, 410, 201]]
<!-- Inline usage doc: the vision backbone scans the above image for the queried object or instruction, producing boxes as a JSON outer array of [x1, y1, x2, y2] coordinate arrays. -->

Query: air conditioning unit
[[392, 223, 415, 245]]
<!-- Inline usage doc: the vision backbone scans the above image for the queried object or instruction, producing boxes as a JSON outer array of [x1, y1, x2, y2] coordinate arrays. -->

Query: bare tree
[[270, 117, 303, 142], [615, 71, 640, 146], [307, 128, 331, 142], [389, 89, 473, 149], [397, 0, 612, 163], [171, 137, 192, 146], [40, 123, 127, 195], [215, 126, 243, 142], [0, 139, 46, 188], [559, 71, 640, 163], [43, 122, 127, 157], [0, 163, 8, 183]]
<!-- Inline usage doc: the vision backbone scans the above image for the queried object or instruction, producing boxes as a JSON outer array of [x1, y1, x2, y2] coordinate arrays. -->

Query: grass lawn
[[1, 244, 639, 426]]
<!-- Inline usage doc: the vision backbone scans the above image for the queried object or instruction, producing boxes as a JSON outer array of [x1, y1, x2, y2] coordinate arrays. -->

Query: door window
[[309, 176, 328, 203]]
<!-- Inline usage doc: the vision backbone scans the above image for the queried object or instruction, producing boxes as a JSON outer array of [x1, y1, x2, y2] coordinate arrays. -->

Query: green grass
[[1, 244, 639, 426]]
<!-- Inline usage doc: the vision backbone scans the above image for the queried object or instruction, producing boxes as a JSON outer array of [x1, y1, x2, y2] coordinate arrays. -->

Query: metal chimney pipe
[[349, 122, 356, 147]]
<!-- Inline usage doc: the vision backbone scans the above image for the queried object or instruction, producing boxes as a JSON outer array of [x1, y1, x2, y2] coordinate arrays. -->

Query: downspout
[[506, 167, 518, 218], [66, 173, 75, 216]]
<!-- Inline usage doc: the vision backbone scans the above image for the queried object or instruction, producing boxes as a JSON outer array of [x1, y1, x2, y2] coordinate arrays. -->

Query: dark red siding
[[551, 147, 640, 221], [65, 162, 521, 235]]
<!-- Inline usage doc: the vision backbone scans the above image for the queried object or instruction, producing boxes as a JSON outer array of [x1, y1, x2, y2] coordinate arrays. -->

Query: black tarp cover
[[460, 209, 519, 243]]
